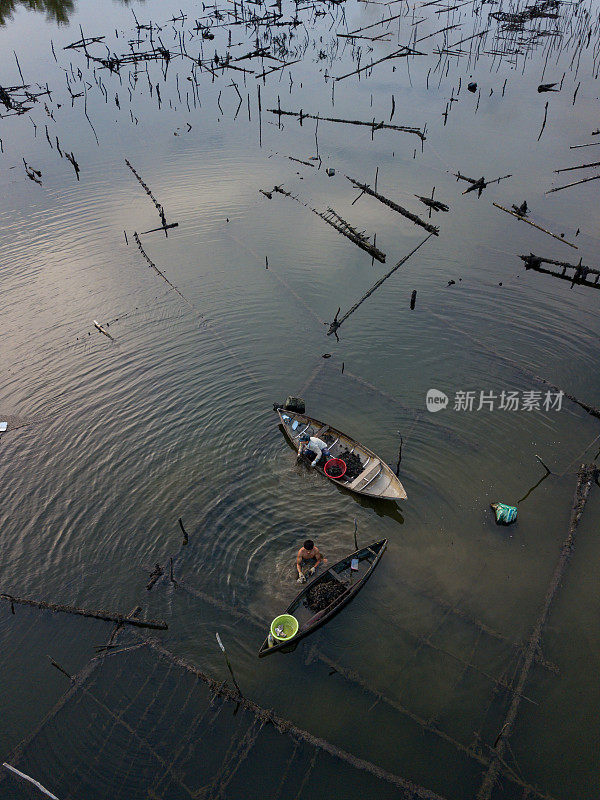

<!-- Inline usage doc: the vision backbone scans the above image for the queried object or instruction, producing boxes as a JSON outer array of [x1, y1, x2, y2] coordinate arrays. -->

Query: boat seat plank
[[314, 425, 329, 439], [347, 460, 381, 490], [328, 569, 346, 583], [361, 465, 383, 490]]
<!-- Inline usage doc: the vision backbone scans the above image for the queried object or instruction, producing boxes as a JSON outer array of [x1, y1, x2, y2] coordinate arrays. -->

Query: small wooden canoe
[[258, 539, 387, 657], [276, 408, 407, 501]]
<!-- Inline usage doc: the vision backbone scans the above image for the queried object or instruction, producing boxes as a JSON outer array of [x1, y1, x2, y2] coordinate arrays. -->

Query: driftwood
[[415, 194, 449, 213], [334, 47, 424, 82], [452, 171, 512, 197], [492, 203, 577, 249], [547, 173, 600, 193], [347, 176, 440, 235], [0, 593, 167, 630], [520, 252, 600, 289], [93, 319, 114, 339], [476, 465, 597, 800], [328, 234, 434, 335], [272, 186, 386, 262], [125, 158, 168, 231], [267, 107, 426, 140], [338, 11, 406, 38], [139, 222, 179, 235], [554, 160, 600, 173], [537, 101, 548, 141], [146, 563, 163, 590], [178, 517, 189, 545]]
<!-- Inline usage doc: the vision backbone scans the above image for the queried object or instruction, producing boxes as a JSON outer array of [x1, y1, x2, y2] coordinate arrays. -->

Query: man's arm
[[308, 549, 327, 574], [296, 549, 304, 576]]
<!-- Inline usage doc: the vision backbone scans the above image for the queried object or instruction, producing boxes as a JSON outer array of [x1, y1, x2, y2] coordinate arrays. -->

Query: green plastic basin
[[270, 614, 299, 641]]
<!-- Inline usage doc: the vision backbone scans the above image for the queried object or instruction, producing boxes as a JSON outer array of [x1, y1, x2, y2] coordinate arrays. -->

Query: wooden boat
[[258, 539, 387, 657], [276, 408, 407, 501]]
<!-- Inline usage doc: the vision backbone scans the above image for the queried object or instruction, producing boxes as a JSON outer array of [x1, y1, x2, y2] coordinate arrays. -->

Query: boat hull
[[258, 539, 387, 657], [276, 409, 407, 501]]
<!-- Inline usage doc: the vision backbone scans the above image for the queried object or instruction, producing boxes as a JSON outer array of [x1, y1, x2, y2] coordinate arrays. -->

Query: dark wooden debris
[[452, 171, 512, 197], [347, 176, 439, 235], [1, 593, 168, 630], [520, 253, 600, 289], [328, 234, 434, 336], [493, 203, 577, 248], [146, 563, 164, 590], [272, 185, 386, 262], [267, 107, 426, 140]]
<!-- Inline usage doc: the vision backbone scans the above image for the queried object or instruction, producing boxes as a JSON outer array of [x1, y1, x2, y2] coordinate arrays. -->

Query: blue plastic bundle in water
[[491, 503, 518, 525]]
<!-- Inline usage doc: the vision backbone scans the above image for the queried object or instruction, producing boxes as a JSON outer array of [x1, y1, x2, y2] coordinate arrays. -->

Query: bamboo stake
[[492, 203, 577, 249], [216, 632, 242, 696], [1, 594, 167, 629]]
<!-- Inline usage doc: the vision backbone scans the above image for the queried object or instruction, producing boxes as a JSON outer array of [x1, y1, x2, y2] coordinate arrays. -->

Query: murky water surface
[[1, 0, 600, 797]]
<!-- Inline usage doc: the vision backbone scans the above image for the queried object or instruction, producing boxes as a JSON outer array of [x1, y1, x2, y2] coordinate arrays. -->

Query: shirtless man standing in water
[[296, 539, 327, 583]]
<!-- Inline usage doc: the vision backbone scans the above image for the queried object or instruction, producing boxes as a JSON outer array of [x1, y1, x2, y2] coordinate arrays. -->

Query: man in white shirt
[[297, 433, 331, 467]]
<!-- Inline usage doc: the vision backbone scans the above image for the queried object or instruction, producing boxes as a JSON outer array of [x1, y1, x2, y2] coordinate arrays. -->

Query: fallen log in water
[[0, 593, 168, 630], [328, 234, 434, 335], [520, 252, 600, 289], [347, 176, 440, 235], [125, 158, 168, 230], [492, 203, 577, 249], [546, 173, 600, 193], [334, 47, 424, 82], [271, 186, 386, 262], [267, 107, 426, 140], [452, 171, 512, 197]]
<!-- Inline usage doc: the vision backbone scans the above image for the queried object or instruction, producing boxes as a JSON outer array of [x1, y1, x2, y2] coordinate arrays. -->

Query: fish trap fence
[[0, 641, 446, 800]]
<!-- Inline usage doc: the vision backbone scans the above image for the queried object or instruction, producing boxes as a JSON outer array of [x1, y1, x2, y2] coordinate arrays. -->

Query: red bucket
[[324, 458, 347, 479]]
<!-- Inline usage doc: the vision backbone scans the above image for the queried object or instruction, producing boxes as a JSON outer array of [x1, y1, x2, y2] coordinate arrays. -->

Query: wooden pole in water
[[395, 436, 403, 476], [1, 594, 167, 629], [178, 517, 189, 545], [216, 632, 243, 696], [535, 454, 552, 475], [353, 518, 358, 550]]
